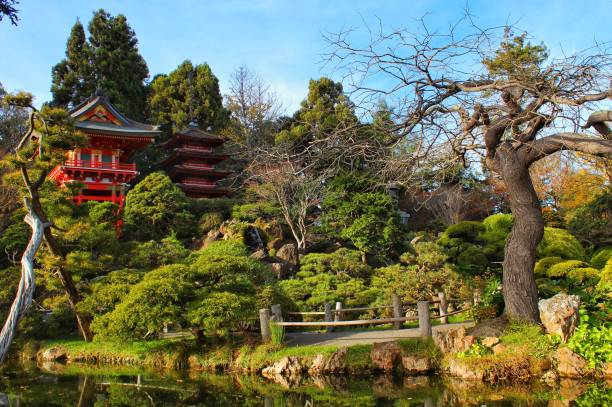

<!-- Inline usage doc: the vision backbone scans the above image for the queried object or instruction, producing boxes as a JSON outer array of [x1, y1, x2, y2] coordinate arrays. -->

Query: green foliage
[[299, 248, 371, 278], [568, 189, 612, 248], [231, 202, 280, 222], [147, 60, 229, 133], [575, 384, 612, 407], [0, 209, 29, 266], [128, 234, 190, 269], [92, 265, 191, 340], [591, 247, 612, 270], [372, 242, 465, 305], [534, 256, 563, 278], [546, 260, 590, 279], [457, 341, 492, 358], [123, 172, 196, 241], [198, 211, 224, 233], [444, 221, 486, 240], [77, 269, 143, 319], [483, 32, 548, 80], [270, 321, 285, 345], [567, 267, 600, 286], [320, 173, 406, 259], [51, 10, 149, 119], [567, 308, 612, 369], [537, 227, 586, 260], [501, 320, 561, 359], [482, 213, 514, 234], [275, 77, 357, 145]]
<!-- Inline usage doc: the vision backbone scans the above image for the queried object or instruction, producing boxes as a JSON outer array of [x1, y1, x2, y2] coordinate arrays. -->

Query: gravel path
[[284, 321, 474, 347]]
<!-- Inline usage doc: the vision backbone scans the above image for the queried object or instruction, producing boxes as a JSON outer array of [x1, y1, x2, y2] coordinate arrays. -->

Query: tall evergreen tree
[[147, 60, 229, 134], [51, 10, 149, 120]]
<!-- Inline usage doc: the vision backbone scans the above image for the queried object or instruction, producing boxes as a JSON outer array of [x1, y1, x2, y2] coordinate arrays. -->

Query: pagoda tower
[[160, 124, 231, 198], [48, 92, 160, 208]]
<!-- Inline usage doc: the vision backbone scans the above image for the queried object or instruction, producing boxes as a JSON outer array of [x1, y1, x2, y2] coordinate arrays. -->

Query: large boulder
[[538, 293, 580, 342], [202, 229, 222, 248], [38, 347, 67, 362], [276, 243, 298, 266], [325, 347, 348, 373], [433, 327, 475, 354], [308, 354, 327, 376], [555, 347, 587, 378], [401, 355, 431, 375], [261, 356, 303, 387], [446, 358, 485, 380], [370, 341, 401, 372]]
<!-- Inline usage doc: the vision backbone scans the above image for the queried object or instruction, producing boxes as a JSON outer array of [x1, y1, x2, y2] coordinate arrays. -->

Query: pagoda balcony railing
[[183, 144, 213, 152], [181, 179, 217, 187], [63, 159, 136, 172]]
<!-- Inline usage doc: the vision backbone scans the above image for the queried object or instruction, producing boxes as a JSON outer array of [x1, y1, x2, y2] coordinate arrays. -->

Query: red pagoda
[[160, 124, 231, 198], [48, 92, 160, 208]]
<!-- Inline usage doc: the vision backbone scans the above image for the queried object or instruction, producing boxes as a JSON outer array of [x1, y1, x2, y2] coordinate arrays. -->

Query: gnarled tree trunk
[[0, 201, 46, 362], [497, 144, 543, 323]]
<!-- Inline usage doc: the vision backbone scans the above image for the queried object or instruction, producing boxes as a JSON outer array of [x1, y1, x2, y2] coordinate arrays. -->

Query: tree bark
[[29, 187, 93, 341], [497, 144, 542, 324], [0, 201, 45, 363]]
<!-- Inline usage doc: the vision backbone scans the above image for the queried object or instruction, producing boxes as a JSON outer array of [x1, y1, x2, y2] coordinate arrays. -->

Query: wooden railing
[[63, 159, 136, 171], [259, 292, 472, 342]]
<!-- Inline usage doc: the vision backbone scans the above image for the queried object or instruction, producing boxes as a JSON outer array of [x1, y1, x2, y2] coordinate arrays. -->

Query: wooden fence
[[259, 292, 472, 342]]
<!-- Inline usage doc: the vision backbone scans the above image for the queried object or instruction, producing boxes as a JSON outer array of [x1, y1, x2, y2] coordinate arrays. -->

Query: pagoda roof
[[168, 165, 232, 178], [69, 93, 161, 139], [160, 149, 230, 166], [160, 126, 227, 148]]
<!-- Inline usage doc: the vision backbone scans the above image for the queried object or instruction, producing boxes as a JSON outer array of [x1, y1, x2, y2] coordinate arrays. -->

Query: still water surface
[[0, 362, 606, 406]]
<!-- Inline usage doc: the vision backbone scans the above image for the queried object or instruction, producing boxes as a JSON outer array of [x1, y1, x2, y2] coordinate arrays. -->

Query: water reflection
[[0, 362, 607, 406]]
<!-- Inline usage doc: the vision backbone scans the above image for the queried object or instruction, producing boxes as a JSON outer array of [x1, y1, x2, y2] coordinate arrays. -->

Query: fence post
[[417, 301, 432, 337], [271, 304, 282, 321], [259, 308, 271, 342], [438, 292, 448, 324], [334, 301, 343, 322], [392, 293, 402, 329], [325, 303, 333, 333]]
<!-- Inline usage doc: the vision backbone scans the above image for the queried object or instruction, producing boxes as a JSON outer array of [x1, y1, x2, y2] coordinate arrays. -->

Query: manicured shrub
[[456, 245, 489, 275], [299, 248, 371, 278], [128, 235, 190, 269], [77, 269, 143, 318], [537, 227, 586, 260], [444, 221, 485, 240], [534, 256, 564, 278], [198, 211, 225, 233], [482, 213, 514, 234], [567, 267, 600, 286], [231, 202, 280, 222], [546, 260, 590, 279], [591, 247, 612, 270]]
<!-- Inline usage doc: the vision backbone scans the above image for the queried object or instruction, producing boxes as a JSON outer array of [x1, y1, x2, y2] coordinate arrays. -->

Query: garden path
[[284, 321, 474, 347]]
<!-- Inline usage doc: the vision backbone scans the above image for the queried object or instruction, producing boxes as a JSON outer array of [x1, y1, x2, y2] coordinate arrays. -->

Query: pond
[[0, 362, 607, 406]]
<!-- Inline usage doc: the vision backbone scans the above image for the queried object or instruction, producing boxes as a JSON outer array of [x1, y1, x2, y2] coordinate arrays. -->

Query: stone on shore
[[433, 327, 475, 354], [38, 347, 67, 362], [370, 341, 401, 372], [401, 355, 431, 374], [555, 347, 587, 378], [538, 293, 580, 342]]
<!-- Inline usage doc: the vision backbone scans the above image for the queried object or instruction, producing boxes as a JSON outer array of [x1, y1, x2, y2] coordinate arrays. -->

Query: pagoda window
[[80, 152, 91, 162]]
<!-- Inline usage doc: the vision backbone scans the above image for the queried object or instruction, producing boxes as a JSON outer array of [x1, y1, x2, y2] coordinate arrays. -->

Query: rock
[[469, 315, 508, 337], [401, 355, 431, 375], [276, 243, 298, 266], [538, 293, 580, 342], [433, 327, 475, 354], [38, 347, 67, 362], [202, 230, 222, 248], [261, 356, 303, 388], [267, 238, 285, 251], [604, 362, 612, 378], [308, 354, 326, 376], [250, 249, 268, 260], [540, 370, 558, 386], [492, 343, 508, 355], [370, 341, 402, 372], [270, 263, 286, 279], [325, 347, 348, 373], [555, 347, 587, 378], [482, 337, 500, 348], [446, 358, 484, 380]]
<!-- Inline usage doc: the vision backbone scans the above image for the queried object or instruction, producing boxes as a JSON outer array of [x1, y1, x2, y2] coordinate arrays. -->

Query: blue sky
[[1, 0, 611, 114]]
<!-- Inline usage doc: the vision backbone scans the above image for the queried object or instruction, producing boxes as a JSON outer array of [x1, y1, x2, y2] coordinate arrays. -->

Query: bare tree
[[225, 66, 283, 159], [324, 19, 612, 323], [248, 149, 325, 251]]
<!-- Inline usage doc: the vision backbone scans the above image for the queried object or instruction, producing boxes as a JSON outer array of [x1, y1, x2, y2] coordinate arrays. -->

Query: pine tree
[[148, 60, 229, 133], [51, 10, 149, 120]]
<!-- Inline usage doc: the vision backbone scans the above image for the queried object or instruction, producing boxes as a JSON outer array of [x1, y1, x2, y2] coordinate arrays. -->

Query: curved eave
[[169, 165, 232, 178], [160, 150, 229, 166], [177, 183, 230, 197], [76, 122, 160, 139]]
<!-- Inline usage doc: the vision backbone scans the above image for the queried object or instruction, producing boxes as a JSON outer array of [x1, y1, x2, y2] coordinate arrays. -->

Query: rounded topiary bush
[[198, 212, 224, 233], [456, 245, 489, 274], [482, 213, 514, 234], [591, 247, 612, 270], [546, 260, 590, 279], [537, 227, 586, 260], [444, 221, 486, 241], [567, 267, 600, 286], [534, 256, 564, 278]]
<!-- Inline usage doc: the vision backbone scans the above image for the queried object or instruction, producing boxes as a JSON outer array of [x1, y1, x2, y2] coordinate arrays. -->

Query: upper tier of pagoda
[[160, 125, 231, 198], [48, 92, 160, 207]]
